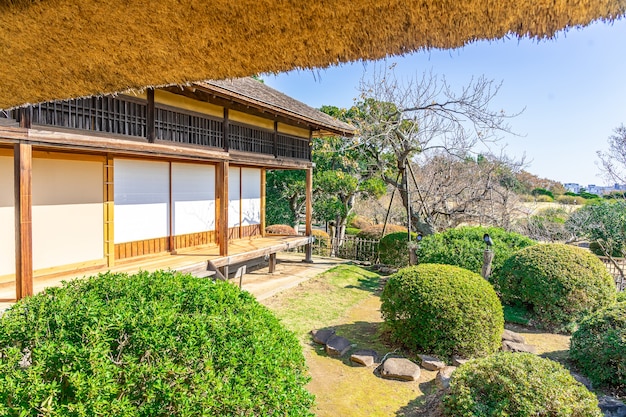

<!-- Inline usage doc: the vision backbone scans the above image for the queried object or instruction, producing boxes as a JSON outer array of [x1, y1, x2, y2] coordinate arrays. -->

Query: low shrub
[[345, 227, 360, 236], [357, 223, 406, 240], [417, 226, 536, 275], [494, 243, 617, 331], [380, 264, 503, 359], [534, 194, 555, 202], [570, 302, 626, 392], [442, 352, 601, 417], [265, 224, 297, 235], [349, 215, 373, 230], [378, 231, 416, 267], [0, 271, 314, 416], [312, 229, 330, 246], [556, 194, 585, 205]]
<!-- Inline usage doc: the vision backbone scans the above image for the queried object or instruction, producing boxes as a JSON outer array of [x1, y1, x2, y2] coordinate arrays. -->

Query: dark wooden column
[[273, 121, 278, 158], [223, 108, 230, 151], [304, 167, 313, 263], [260, 169, 266, 237], [147, 88, 156, 143], [216, 161, 229, 276], [14, 142, 33, 299]]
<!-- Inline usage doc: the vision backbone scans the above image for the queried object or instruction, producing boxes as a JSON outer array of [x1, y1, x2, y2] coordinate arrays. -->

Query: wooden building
[[0, 78, 354, 299]]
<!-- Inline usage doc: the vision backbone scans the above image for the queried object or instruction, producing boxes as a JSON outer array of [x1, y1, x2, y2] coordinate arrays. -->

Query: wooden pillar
[[260, 169, 266, 237], [216, 161, 229, 277], [304, 167, 313, 263], [273, 121, 278, 158], [223, 108, 230, 151], [268, 253, 277, 273], [104, 154, 115, 267], [146, 88, 155, 143], [14, 143, 33, 299]]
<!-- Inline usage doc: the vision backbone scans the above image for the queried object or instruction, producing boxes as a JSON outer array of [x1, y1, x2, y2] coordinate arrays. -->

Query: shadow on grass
[[395, 387, 445, 417], [342, 265, 383, 294]]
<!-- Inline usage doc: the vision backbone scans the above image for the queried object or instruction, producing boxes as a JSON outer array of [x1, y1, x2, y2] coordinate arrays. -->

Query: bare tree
[[354, 65, 521, 234], [597, 124, 626, 184]]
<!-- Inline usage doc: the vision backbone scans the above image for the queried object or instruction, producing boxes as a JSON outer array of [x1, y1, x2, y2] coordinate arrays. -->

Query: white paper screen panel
[[241, 168, 261, 225], [0, 156, 15, 276], [228, 167, 241, 227], [114, 159, 169, 243], [31, 158, 104, 270], [172, 163, 215, 234]]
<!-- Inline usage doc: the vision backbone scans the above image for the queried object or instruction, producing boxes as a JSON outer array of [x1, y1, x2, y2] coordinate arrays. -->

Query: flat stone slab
[[418, 354, 446, 371], [311, 328, 335, 345], [325, 335, 352, 356], [502, 329, 526, 344], [598, 395, 626, 417], [380, 358, 421, 381], [452, 355, 469, 366], [502, 340, 537, 354], [435, 366, 457, 389], [350, 349, 378, 367]]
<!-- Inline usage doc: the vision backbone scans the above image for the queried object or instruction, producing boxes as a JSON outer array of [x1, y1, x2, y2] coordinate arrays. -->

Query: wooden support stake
[[216, 161, 229, 257], [482, 249, 494, 279], [304, 167, 313, 263], [268, 253, 277, 273], [14, 143, 33, 299]]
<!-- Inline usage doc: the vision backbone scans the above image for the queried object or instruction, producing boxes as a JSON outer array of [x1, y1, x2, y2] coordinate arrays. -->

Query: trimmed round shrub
[[570, 302, 626, 392], [417, 226, 536, 275], [345, 227, 360, 236], [357, 223, 406, 240], [378, 231, 416, 267], [0, 271, 314, 416], [443, 352, 601, 417], [265, 223, 297, 235], [494, 243, 617, 331], [380, 264, 503, 359], [312, 229, 330, 245], [349, 215, 373, 230]]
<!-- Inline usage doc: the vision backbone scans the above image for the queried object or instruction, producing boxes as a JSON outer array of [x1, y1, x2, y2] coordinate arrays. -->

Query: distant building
[[565, 182, 626, 196], [564, 183, 581, 193]]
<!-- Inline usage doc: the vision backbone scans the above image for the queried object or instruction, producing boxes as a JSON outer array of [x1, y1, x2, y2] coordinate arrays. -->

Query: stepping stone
[[435, 366, 457, 389], [325, 335, 352, 356], [418, 354, 446, 371], [311, 328, 335, 345], [570, 371, 593, 390], [502, 340, 537, 354], [380, 358, 421, 381], [598, 395, 626, 417], [502, 329, 526, 344], [350, 349, 379, 367], [452, 355, 469, 366]]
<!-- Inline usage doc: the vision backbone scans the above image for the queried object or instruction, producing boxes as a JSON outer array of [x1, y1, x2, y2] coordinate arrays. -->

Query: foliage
[[380, 264, 503, 359], [493, 244, 617, 331], [378, 231, 418, 267], [356, 223, 406, 240], [566, 199, 626, 259], [417, 226, 536, 275], [531, 187, 554, 199], [265, 224, 297, 235], [0, 271, 314, 416], [533, 194, 554, 202], [349, 215, 373, 230], [442, 352, 601, 417], [618, 291, 626, 303], [516, 207, 571, 242], [266, 169, 305, 227], [556, 194, 585, 205], [570, 302, 626, 393], [312, 229, 330, 247], [503, 305, 531, 325], [345, 227, 360, 236]]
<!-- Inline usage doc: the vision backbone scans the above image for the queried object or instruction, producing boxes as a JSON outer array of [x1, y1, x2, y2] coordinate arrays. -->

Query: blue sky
[[264, 18, 626, 187]]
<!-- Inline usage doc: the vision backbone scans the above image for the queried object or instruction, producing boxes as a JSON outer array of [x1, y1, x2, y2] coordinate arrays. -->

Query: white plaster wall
[[0, 155, 15, 276], [241, 167, 261, 225], [172, 163, 215, 235], [228, 166, 241, 228], [114, 159, 169, 243], [32, 158, 104, 270]]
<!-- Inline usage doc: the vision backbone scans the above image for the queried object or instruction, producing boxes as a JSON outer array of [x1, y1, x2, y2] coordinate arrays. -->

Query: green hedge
[[443, 352, 601, 417], [494, 243, 617, 332], [570, 302, 626, 391], [0, 271, 314, 416], [417, 226, 536, 275], [380, 264, 503, 359], [378, 231, 416, 267]]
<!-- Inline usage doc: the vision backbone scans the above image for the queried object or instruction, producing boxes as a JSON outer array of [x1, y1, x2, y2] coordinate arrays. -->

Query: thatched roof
[[196, 78, 354, 136], [1, 0, 624, 110]]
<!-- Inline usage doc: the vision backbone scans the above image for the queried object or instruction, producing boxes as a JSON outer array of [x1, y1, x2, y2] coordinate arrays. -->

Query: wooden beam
[[147, 88, 156, 143], [104, 154, 115, 267], [216, 161, 229, 257], [304, 167, 313, 263], [14, 142, 33, 299], [260, 168, 266, 237]]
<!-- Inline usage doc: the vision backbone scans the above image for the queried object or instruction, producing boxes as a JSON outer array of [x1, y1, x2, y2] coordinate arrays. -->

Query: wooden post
[[146, 88, 155, 143], [14, 143, 33, 299], [223, 108, 229, 151], [216, 161, 229, 276], [482, 249, 494, 279], [268, 253, 277, 273], [104, 154, 115, 267], [260, 168, 266, 237], [304, 167, 313, 263]]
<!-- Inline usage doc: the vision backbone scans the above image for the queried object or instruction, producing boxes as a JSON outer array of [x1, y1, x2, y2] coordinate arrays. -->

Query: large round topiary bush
[[417, 226, 536, 275], [0, 271, 314, 416], [380, 264, 503, 359], [357, 223, 407, 240], [493, 243, 617, 331], [442, 352, 602, 417], [378, 231, 416, 267], [570, 302, 626, 392]]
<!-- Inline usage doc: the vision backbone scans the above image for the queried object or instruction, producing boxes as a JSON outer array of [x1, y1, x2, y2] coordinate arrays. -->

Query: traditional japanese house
[[0, 78, 354, 299]]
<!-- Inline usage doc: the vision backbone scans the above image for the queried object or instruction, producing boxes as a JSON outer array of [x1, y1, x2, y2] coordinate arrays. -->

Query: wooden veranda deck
[[0, 235, 313, 305]]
